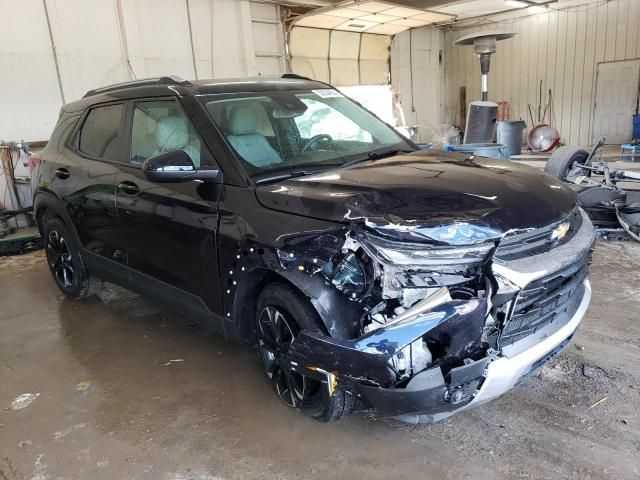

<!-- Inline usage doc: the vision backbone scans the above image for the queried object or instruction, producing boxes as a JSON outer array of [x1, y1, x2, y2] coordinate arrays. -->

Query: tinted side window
[[78, 104, 124, 160], [130, 100, 202, 167]]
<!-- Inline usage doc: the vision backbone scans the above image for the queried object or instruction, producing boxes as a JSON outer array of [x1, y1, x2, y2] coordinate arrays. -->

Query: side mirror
[[142, 150, 222, 183]]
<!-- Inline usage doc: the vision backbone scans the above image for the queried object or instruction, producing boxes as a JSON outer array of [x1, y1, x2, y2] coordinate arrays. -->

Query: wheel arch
[[229, 266, 362, 344], [33, 191, 84, 257]]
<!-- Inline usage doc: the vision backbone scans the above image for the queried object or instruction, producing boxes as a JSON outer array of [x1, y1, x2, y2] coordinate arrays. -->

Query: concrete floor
[[1, 243, 640, 480]]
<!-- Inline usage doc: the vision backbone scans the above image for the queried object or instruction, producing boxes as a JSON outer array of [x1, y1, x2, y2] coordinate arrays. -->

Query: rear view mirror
[[272, 108, 305, 119], [142, 150, 222, 183]]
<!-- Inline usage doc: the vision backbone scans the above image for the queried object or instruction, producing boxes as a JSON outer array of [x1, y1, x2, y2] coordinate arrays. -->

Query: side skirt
[[83, 249, 226, 336]]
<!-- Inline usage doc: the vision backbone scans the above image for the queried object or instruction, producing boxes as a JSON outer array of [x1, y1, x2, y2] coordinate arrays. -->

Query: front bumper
[[287, 280, 590, 423], [394, 279, 591, 423], [284, 211, 596, 422]]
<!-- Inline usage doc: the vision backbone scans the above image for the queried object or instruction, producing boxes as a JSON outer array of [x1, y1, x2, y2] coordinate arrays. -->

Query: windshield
[[200, 89, 414, 180]]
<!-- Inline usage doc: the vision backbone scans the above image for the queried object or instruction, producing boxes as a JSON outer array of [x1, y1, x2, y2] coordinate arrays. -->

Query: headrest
[[228, 105, 259, 136], [155, 116, 189, 151]]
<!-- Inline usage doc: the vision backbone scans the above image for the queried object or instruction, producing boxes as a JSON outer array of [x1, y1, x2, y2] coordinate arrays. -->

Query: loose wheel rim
[[257, 305, 307, 407], [47, 230, 74, 288], [566, 158, 590, 180]]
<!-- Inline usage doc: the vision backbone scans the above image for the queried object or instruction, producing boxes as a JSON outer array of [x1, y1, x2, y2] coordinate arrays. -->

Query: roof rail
[[280, 73, 333, 88], [280, 73, 313, 81], [83, 76, 192, 98]]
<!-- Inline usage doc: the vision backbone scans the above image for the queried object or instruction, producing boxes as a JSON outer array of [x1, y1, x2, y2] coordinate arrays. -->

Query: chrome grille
[[495, 209, 582, 261], [500, 251, 590, 346]]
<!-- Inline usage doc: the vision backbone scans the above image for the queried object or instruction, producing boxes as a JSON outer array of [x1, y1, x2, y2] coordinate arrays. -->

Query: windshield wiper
[[254, 165, 342, 185], [342, 148, 414, 168], [255, 170, 309, 185], [255, 149, 414, 184]]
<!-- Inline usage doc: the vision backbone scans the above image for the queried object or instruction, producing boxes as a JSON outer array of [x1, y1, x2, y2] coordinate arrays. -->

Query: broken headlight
[[373, 222, 502, 246], [358, 232, 494, 267]]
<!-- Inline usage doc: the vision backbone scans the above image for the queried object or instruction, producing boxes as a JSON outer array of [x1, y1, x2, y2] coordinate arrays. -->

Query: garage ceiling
[[293, 0, 562, 33], [294, 0, 455, 34]]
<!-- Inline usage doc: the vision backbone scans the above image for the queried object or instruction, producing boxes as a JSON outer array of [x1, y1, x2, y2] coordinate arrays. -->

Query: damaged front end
[[277, 209, 596, 423]]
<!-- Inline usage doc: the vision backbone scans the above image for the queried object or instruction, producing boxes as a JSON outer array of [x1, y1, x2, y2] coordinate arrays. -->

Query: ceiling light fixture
[[527, 5, 549, 13], [504, 0, 528, 7]]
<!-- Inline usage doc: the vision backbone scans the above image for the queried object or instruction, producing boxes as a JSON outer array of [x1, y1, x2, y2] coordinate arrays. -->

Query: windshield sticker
[[312, 89, 343, 98]]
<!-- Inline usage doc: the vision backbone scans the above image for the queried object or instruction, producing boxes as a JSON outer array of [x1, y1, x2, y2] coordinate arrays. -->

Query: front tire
[[256, 283, 355, 422], [43, 217, 97, 299]]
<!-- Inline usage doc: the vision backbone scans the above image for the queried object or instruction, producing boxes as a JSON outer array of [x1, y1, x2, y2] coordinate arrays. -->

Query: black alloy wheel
[[42, 216, 97, 299], [255, 283, 356, 422], [257, 304, 309, 407], [47, 229, 74, 288]]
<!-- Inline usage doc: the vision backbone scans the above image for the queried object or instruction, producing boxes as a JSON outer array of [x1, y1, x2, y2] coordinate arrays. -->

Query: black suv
[[33, 75, 595, 423]]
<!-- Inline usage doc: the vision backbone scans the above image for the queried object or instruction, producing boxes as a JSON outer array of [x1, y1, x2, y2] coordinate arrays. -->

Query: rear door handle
[[55, 168, 70, 179], [117, 181, 140, 195]]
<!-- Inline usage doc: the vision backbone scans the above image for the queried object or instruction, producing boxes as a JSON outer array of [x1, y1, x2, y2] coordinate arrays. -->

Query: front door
[[113, 98, 222, 315], [594, 60, 640, 144]]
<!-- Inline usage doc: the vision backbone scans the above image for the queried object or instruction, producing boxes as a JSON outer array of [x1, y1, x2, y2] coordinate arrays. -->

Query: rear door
[[57, 103, 123, 263], [113, 98, 222, 314]]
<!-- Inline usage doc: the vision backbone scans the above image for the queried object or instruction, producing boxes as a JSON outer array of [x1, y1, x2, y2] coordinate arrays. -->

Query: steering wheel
[[301, 134, 335, 153]]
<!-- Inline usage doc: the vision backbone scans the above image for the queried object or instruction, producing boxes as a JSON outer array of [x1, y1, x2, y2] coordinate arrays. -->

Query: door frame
[[592, 58, 640, 144]]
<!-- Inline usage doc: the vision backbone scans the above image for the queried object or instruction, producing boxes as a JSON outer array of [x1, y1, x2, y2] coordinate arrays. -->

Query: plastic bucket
[[443, 143, 510, 160], [496, 120, 526, 155]]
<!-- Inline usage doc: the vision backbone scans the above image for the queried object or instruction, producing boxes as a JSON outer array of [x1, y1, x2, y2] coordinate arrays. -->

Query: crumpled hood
[[255, 150, 577, 242]]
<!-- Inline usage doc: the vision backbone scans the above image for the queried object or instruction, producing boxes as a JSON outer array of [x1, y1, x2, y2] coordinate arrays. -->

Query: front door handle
[[55, 168, 70, 179], [117, 181, 140, 195]]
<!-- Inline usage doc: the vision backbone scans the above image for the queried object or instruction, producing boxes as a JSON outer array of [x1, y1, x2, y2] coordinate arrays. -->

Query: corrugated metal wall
[[0, 0, 282, 142], [444, 0, 640, 146]]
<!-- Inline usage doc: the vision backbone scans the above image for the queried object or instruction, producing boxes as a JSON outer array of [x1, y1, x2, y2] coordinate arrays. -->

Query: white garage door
[[290, 26, 390, 86]]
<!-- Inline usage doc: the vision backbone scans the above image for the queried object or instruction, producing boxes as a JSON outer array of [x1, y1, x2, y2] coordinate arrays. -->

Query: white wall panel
[[0, 0, 61, 142], [212, 0, 256, 78], [391, 27, 445, 132], [120, 0, 195, 79], [45, 0, 127, 102], [443, 0, 640, 146], [0, 0, 268, 141], [189, 0, 214, 78], [250, 2, 284, 76]]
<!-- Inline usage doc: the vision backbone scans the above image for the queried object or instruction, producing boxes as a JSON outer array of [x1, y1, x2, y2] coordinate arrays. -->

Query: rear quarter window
[[78, 104, 124, 160], [48, 113, 80, 152]]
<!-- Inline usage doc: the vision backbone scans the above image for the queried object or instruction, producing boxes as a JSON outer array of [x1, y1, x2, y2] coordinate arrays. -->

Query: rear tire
[[43, 217, 98, 299], [544, 146, 590, 181], [256, 283, 355, 422]]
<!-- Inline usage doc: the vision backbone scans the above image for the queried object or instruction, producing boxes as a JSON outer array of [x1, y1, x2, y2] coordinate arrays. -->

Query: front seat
[[154, 115, 201, 167], [226, 104, 282, 167]]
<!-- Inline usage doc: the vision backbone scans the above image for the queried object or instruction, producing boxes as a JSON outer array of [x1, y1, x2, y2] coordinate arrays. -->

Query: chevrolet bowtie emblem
[[551, 222, 570, 241]]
